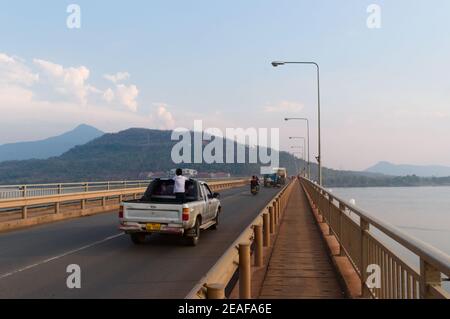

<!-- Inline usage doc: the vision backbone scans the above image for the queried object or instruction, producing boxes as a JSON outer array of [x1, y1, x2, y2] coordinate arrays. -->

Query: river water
[[332, 186, 450, 293]]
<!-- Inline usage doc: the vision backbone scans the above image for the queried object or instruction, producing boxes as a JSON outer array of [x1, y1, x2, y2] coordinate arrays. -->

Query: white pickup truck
[[119, 178, 221, 246]]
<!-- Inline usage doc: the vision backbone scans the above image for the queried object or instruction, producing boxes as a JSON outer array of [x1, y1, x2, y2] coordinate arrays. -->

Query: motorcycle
[[250, 182, 260, 195]]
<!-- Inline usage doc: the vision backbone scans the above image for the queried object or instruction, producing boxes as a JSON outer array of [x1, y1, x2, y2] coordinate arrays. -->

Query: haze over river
[[333, 186, 450, 291]]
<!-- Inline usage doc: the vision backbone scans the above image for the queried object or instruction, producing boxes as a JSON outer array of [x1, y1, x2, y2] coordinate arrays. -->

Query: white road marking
[[0, 186, 259, 281], [0, 233, 124, 280]]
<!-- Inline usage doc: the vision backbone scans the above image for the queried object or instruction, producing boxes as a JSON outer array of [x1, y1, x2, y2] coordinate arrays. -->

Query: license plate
[[146, 223, 161, 231]]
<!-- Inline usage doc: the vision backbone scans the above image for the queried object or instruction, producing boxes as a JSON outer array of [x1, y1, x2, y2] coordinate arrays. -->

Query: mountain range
[[0, 124, 104, 162], [365, 161, 450, 177], [1, 126, 449, 187], [0, 128, 307, 184]]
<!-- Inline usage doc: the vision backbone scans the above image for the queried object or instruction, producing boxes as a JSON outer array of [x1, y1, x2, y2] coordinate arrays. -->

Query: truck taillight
[[182, 207, 190, 221], [119, 206, 124, 219]]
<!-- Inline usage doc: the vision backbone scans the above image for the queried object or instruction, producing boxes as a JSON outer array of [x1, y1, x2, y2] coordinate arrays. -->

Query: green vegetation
[[0, 128, 449, 187], [0, 128, 304, 184]]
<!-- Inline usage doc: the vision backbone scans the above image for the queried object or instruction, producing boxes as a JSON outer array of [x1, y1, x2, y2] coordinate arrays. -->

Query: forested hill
[[0, 128, 304, 184], [1, 127, 449, 187]]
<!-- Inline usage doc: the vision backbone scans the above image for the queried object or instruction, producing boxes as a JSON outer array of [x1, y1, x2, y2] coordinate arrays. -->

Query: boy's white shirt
[[173, 175, 188, 193]]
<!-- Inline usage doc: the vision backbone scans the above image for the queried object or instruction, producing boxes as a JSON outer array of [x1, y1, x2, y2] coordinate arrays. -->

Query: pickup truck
[[119, 178, 221, 246]]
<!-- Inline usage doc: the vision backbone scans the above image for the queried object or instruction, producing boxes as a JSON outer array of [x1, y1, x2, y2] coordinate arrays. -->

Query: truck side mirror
[[213, 192, 220, 198]]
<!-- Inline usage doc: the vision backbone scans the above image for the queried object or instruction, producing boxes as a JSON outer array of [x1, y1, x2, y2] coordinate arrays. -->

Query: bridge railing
[[0, 177, 238, 200], [300, 177, 450, 299], [0, 179, 249, 232], [185, 179, 296, 299], [0, 180, 153, 199]]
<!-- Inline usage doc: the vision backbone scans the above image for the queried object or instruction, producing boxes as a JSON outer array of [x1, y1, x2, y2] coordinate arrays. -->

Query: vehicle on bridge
[[119, 178, 221, 246], [276, 168, 287, 185], [263, 168, 287, 187], [250, 176, 260, 195], [263, 173, 277, 187]]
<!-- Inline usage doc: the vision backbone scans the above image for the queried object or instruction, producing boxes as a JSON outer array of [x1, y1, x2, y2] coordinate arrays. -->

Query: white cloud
[[264, 100, 304, 113], [0, 52, 143, 112], [103, 88, 115, 103], [116, 84, 139, 112], [152, 103, 175, 129], [34, 58, 91, 104], [0, 53, 39, 86], [31, 58, 139, 110], [104, 72, 130, 83]]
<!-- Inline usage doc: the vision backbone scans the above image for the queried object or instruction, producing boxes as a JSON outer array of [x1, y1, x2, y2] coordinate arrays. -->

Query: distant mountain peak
[[74, 123, 97, 130], [0, 124, 104, 163], [366, 161, 450, 178]]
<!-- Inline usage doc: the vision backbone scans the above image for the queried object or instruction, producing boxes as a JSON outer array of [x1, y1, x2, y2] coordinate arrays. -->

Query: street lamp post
[[285, 118, 311, 180], [291, 151, 304, 176], [272, 61, 322, 185], [290, 152, 299, 175], [289, 136, 307, 177], [290, 146, 304, 175]]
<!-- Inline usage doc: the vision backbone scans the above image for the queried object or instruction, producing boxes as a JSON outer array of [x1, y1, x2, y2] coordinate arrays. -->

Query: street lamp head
[[284, 118, 290, 121], [271, 61, 285, 67]]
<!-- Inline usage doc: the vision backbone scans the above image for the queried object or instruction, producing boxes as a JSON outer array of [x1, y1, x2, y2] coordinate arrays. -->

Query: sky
[[1, 0, 450, 171]]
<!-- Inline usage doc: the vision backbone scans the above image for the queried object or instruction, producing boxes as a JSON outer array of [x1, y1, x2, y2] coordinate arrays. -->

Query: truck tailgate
[[124, 203, 181, 223]]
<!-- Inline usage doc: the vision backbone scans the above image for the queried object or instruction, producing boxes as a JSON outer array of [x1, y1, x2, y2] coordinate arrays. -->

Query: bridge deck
[[259, 182, 346, 299]]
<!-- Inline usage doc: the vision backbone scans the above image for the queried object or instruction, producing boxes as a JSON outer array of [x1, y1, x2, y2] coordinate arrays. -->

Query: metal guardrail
[[0, 179, 249, 231], [0, 177, 238, 200], [185, 179, 296, 299], [0, 180, 152, 199], [300, 177, 450, 299]]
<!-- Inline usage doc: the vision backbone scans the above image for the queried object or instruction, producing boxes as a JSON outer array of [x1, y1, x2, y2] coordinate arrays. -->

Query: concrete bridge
[[0, 178, 448, 299]]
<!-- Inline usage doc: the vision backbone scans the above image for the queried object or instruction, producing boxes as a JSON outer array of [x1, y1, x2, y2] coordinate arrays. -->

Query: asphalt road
[[0, 185, 280, 298]]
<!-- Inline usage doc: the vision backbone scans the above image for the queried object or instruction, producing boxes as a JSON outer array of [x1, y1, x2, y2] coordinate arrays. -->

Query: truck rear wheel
[[130, 233, 146, 245], [185, 218, 200, 246], [211, 210, 220, 230]]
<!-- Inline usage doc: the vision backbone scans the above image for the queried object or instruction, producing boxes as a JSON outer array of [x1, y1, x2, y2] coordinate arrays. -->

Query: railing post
[[263, 213, 270, 247], [276, 199, 280, 224], [55, 202, 60, 214], [269, 206, 274, 234], [327, 195, 333, 235], [239, 243, 251, 299], [22, 206, 27, 219], [81, 199, 86, 210], [280, 195, 283, 214], [107, 181, 110, 191], [254, 225, 263, 267], [338, 203, 346, 256], [279, 198, 282, 220], [58, 184, 62, 194], [419, 259, 442, 299], [85, 183, 88, 192], [102, 196, 106, 207], [360, 218, 370, 298], [206, 283, 225, 299], [276, 198, 281, 221], [23, 185, 27, 198], [273, 201, 278, 226]]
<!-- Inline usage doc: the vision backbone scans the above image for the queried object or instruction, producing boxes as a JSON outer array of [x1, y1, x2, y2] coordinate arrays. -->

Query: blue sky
[[1, 1, 450, 170]]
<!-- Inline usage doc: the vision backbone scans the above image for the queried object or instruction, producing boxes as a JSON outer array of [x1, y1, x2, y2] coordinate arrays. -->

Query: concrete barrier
[[0, 179, 249, 233]]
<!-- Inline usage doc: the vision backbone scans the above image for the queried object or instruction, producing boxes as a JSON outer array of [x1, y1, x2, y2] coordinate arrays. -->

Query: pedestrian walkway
[[259, 182, 345, 298]]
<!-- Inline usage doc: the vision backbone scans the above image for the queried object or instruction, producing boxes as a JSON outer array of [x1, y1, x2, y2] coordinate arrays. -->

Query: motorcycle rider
[[250, 175, 259, 193]]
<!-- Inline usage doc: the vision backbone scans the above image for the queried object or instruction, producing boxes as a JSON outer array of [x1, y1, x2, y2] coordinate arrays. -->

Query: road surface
[[0, 185, 280, 298]]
